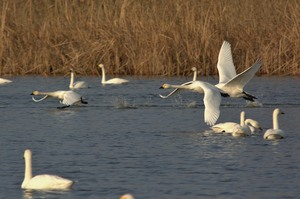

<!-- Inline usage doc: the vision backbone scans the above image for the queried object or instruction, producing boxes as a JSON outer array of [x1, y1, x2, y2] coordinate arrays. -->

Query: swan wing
[[222, 59, 262, 91], [217, 41, 237, 84], [32, 95, 49, 102], [199, 82, 221, 126], [62, 91, 81, 105], [105, 78, 129, 84]]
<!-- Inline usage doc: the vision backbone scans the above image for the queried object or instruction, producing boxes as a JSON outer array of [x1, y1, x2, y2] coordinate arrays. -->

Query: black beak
[[30, 93, 34, 95], [159, 86, 164, 89]]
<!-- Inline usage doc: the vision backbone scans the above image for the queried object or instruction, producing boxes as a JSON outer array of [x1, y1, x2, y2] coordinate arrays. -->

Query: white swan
[[211, 111, 255, 136], [215, 41, 262, 101], [0, 77, 12, 84], [31, 90, 87, 108], [264, 108, 285, 140], [69, 68, 88, 89], [21, 149, 74, 190], [231, 112, 252, 137], [98, 64, 129, 85], [120, 194, 135, 199], [160, 80, 222, 126]]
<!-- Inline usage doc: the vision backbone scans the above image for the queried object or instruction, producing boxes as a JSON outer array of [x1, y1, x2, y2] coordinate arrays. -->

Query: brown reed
[[0, 0, 299, 76]]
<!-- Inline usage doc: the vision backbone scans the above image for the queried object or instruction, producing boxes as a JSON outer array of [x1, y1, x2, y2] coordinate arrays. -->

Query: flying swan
[[0, 77, 12, 84], [98, 64, 129, 85], [159, 41, 261, 102], [160, 81, 222, 126], [264, 108, 285, 140], [21, 149, 74, 190], [214, 41, 262, 101], [69, 68, 88, 89], [31, 90, 87, 108]]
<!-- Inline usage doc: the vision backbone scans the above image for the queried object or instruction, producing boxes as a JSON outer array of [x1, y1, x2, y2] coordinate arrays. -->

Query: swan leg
[[57, 105, 70, 109], [242, 91, 257, 102], [81, 97, 88, 104]]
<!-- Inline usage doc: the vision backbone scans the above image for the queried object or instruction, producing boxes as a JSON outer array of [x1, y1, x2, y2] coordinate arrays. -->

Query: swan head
[[245, 119, 262, 130], [159, 83, 170, 89], [70, 68, 74, 72], [191, 67, 197, 72], [24, 149, 32, 159], [98, 64, 104, 68], [31, 91, 40, 95], [120, 194, 135, 199], [274, 108, 284, 115]]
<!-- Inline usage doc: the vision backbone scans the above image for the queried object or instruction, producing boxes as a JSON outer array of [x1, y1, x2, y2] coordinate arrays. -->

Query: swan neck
[[101, 66, 106, 83], [193, 70, 197, 81], [69, 72, 74, 88], [23, 154, 33, 186], [273, 111, 279, 129], [240, 112, 245, 126]]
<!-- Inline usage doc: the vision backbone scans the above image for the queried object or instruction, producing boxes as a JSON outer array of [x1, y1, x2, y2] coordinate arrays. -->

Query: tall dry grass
[[0, 0, 299, 76]]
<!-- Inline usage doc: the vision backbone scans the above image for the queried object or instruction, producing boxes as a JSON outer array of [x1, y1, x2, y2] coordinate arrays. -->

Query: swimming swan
[[98, 64, 129, 85], [31, 90, 87, 108], [21, 149, 74, 190], [0, 77, 12, 84], [69, 68, 88, 89], [211, 111, 255, 136], [231, 112, 252, 137], [160, 80, 222, 126], [215, 41, 262, 101], [264, 108, 285, 140], [120, 194, 135, 199]]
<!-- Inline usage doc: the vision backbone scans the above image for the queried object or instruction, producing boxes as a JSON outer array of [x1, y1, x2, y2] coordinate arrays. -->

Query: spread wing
[[217, 41, 237, 84], [198, 82, 221, 126], [223, 59, 262, 90]]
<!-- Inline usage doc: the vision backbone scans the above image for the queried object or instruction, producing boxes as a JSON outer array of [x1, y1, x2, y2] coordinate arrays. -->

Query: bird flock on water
[[0, 41, 286, 198]]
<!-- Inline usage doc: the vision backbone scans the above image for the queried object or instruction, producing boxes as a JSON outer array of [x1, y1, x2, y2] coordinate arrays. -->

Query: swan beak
[[30, 92, 34, 95], [159, 86, 164, 89]]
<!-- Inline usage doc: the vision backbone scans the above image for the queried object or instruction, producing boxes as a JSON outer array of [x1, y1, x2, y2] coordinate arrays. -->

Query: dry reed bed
[[0, 0, 299, 76]]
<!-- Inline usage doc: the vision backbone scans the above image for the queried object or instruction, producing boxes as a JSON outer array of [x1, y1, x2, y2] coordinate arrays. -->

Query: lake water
[[0, 76, 299, 199]]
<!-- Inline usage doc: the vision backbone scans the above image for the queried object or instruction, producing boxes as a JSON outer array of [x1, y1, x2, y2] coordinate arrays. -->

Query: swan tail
[[242, 91, 257, 102]]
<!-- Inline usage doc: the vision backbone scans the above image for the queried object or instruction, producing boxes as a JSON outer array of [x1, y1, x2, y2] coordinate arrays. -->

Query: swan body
[[160, 80, 222, 126], [120, 194, 135, 199], [69, 68, 88, 89], [210, 122, 240, 133], [0, 77, 12, 84], [98, 64, 129, 85], [215, 41, 262, 101], [31, 90, 87, 108], [264, 108, 285, 140], [22, 149, 74, 190]]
